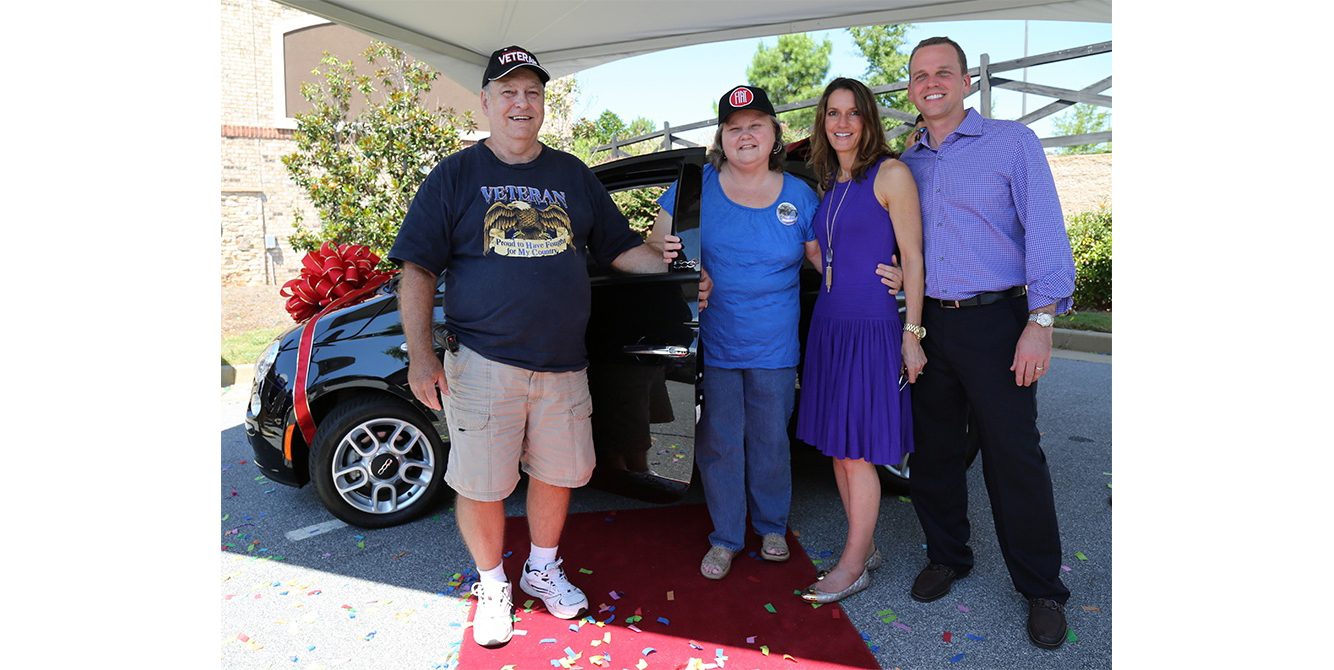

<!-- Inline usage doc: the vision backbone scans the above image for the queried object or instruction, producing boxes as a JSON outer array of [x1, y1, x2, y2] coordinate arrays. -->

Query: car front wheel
[[309, 395, 450, 528]]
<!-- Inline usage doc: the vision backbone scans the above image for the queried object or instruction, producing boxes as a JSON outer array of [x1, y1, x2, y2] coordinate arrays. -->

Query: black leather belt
[[935, 286, 1027, 309]]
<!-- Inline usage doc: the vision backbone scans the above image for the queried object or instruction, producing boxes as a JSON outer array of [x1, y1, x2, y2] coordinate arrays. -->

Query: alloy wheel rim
[[882, 452, 911, 481], [330, 417, 436, 514]]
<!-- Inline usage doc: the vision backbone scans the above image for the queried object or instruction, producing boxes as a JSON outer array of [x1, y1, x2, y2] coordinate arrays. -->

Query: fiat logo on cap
[[730, 87, 754, 107]]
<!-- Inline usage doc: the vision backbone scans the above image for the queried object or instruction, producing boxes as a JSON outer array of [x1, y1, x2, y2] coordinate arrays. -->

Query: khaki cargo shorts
[[441, 344, 595, 502]]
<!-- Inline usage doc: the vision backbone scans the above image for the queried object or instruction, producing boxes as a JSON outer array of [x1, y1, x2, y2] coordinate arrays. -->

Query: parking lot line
[[285, 519, 348, 542]]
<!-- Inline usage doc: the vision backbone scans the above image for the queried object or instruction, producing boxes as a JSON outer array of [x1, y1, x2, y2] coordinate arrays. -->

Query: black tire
[[309, 394, 450, 528], [877, 410, 982, 494]]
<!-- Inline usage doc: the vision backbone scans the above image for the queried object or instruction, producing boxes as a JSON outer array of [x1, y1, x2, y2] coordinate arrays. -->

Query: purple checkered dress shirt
[[901, 108, 1076, 314]]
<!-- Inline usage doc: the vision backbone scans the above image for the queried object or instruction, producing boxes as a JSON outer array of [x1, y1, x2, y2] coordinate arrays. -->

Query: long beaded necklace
[[823, 172, 852, 292]]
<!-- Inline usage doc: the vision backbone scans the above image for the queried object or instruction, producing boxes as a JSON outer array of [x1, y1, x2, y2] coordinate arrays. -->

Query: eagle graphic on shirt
[[482, 200, 574, 257]]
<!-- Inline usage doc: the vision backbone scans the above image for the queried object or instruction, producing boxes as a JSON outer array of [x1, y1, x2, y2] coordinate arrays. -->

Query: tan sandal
[[700, 545, 735, 580], [761, 534, 791, 562]]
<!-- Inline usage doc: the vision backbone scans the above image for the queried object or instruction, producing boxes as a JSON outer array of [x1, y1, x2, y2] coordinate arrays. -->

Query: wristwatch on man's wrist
[[1028, 312, 1054, 328], [903, 323, 926, 341]]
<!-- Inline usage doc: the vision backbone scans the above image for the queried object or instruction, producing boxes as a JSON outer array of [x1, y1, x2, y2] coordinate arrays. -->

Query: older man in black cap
[[388, 45, 666, 648]]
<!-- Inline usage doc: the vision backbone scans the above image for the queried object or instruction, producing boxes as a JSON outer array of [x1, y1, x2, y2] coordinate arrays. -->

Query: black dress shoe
[[910, 563, 967, 602], [1027, 597, 1068, 649]]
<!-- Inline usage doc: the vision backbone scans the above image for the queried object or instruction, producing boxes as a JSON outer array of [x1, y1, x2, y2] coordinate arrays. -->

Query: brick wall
[[222, 0, 319, 286]]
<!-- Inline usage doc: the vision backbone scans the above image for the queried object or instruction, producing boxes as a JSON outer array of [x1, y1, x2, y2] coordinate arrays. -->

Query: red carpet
[[457, 503, 879, 669]]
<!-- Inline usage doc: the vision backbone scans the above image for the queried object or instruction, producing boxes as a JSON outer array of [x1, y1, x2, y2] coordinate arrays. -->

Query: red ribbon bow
[[281, 242, 393, 322], [279, 242, 399, 447]]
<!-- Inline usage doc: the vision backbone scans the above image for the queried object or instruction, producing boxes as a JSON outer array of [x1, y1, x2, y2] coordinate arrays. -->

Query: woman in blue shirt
[[654, 85, 820, 580]]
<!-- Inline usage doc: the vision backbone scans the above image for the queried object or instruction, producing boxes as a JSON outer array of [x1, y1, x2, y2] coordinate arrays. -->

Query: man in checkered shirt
[[896, 36, 1078, 650]]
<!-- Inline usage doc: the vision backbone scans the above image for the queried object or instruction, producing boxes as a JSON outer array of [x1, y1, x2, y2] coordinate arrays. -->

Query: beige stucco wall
[[1048, 153, 1112, 219]]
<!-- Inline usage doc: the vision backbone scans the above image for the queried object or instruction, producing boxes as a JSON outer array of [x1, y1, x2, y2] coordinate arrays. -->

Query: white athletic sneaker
[[519, 558, 588, 619], [469, 580, 513, 647]]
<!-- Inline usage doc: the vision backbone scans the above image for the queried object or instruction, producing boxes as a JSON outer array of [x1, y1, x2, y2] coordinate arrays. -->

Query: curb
[[222, 364, 255, 389], [220, 331, 1111, 388], [1052, 328, 1111, 355]]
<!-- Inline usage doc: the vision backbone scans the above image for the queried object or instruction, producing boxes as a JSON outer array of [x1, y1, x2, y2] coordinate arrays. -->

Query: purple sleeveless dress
[[795, 158, 913, 465]]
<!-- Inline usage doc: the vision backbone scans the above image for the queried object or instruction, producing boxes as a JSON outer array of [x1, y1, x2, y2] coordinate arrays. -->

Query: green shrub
[[1066, 206, 1112, 310], [612, 186, 666, 239]]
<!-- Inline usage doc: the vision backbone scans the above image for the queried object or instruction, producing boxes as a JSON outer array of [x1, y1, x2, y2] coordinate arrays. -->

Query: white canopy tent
[[273, 0, 1111, 88]]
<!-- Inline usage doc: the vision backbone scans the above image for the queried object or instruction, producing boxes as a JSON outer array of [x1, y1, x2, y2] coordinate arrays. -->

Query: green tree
[[572, 109, 657, 164], [567, 109, 663, 233], [610, 186, 666, 239], [282, 42, 476, 267], [1053, 103, 1112, 155], [848, 24, 917, 152], [540, 75, 580, 153], [746, 33, 832, 137]]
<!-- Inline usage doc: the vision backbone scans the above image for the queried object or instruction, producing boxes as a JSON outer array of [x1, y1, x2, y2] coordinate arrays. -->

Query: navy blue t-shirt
[[388, 140, 643, 372]]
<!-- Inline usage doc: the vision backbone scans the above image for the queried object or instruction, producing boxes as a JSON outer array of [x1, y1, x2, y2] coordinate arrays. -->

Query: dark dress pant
[[910, 294, 1070, 603]]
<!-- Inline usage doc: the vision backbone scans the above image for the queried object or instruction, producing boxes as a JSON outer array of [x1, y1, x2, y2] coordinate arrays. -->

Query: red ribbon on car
[[281, 242, 391, 322], [281, 242, 397, 447]]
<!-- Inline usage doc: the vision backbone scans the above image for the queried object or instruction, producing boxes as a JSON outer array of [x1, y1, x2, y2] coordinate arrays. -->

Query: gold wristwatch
[[903, 323, 926, 341]]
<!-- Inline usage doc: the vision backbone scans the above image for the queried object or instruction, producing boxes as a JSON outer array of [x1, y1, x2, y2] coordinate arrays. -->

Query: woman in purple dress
[[797, 77, 927, 603]]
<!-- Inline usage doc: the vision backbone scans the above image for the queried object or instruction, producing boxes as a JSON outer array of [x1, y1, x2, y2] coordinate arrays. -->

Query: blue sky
[[574, 19, 1112, 142]]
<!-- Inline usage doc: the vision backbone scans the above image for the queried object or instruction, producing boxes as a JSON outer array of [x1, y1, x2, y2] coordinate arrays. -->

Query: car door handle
[[622, 345, 690, 358], [401, 342, 447, 354]]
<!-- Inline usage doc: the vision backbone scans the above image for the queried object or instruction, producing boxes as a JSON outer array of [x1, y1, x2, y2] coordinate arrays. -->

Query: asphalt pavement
[[219, 349, 1111, 669]]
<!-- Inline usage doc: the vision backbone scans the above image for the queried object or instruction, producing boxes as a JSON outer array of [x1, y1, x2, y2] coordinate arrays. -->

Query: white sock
[[477, 562, 507, 584], [528, 543, 558, 568]]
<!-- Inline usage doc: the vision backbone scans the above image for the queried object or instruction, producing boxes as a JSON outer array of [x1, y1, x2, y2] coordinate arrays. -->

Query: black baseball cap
[[718, 85, 776, 124], [482, 45, 551, 88]]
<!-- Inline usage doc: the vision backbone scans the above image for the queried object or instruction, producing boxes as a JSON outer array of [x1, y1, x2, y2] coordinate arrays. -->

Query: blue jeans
[[697, 366, 797, 551]]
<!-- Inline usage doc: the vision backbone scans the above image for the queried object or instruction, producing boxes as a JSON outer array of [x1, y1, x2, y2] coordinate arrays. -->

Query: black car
[[244, 146, 975, 528]]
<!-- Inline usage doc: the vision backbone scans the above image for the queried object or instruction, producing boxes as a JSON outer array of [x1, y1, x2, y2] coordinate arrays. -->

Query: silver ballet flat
[[802, 567, 871, 604], [817, 546, 882, 580], [866, 546, 884, 571]]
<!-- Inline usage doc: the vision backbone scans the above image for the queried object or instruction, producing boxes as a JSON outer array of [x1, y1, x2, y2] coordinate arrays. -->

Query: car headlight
[[251, 339, 281, 417], [254, 339, 280, 382]]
